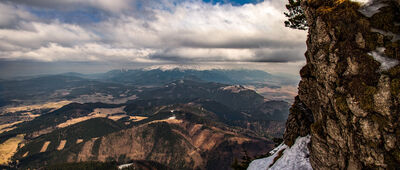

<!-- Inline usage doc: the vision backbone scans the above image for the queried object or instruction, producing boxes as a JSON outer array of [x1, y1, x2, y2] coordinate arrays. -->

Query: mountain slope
[[0, 70, 291, 169], [99, 68, 297, 86], [0, 75, 137, 106], [130, 80, 289, 137], [12, 105, 275, 169]]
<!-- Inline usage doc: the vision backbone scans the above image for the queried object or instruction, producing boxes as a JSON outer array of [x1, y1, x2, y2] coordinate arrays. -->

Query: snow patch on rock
[[220, 85, 249, 93], [357, 0, 388, 17], [118, 163, 133, 169], [371, 28, 400, 42], [247, 135, 312, 170], [369, 47, 399, 71], [351, 0, 371, 5]]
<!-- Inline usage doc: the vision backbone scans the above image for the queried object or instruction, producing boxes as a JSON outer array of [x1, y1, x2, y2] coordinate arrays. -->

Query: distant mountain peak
[[143, 64, 228, 71]]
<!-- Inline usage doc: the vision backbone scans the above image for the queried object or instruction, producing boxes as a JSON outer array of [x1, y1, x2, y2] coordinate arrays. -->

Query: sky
[[0, 0, 307, 77]]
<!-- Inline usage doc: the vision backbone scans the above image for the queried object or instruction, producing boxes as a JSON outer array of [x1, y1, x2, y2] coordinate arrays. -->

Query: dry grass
[[245, 85, 297, 102], [107, 115, 127, 121], [192, 130, 224, 151], [0, 120, 24, 134], [0, 113, 41, 134], [3, 101, 72, 113], [147, 118, 183, 125], [129, 116, 148, 122], [24, 112, 41, 118], [77, 138, 96, 162], [57, 107, 126, 128], [57, 140, 67, 150], [0, 127, 17, 134], [58, 116, 99, 128], [229, 137, 251, 145], [76, 139, 83, 144], [40, 141, 51, 153], [0, 134, 25, 165]]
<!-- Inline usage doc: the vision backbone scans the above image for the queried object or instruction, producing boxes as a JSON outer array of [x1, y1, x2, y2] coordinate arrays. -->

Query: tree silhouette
[[284, 0, 308, 30]]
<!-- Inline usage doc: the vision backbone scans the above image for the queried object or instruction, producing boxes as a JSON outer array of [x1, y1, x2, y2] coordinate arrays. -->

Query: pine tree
[[284, 0, 308, 30]]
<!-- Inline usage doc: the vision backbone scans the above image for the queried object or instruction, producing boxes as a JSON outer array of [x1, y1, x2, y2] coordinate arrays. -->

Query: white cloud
[[94, 1, 306, 49], [0, 22, 99, 50], [0, 0, 307, 69], [0, 2, 35, 28], [1, 43, 157, 62]]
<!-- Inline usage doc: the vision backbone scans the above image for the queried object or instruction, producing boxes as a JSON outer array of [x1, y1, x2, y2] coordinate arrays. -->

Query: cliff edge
[[250, 0, 400, 169], [284, 0, 400, 169]]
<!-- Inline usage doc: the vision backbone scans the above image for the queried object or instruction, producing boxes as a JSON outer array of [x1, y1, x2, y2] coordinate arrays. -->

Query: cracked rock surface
[[283, 0, 400, 169]]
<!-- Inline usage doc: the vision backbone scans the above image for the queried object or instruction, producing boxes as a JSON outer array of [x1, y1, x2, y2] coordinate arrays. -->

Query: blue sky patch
[[30, 8, 105, 24]]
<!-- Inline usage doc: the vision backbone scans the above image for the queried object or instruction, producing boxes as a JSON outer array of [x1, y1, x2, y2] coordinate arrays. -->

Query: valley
[[0, 69, 292, 169]]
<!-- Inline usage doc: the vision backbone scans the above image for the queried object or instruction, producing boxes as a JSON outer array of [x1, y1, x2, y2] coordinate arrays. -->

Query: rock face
[[283, 96, 314, 147], [283, 0, 400, 169]]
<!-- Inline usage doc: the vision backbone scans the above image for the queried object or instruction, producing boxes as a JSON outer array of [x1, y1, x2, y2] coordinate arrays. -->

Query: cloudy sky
[[0, 0, 307, 77]]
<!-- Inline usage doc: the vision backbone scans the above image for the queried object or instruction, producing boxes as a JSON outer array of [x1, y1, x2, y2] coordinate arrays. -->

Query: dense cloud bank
[[0, 0, 306, 65]]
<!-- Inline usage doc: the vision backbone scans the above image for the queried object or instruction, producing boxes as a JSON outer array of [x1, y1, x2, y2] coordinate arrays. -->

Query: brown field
[[147, 116, 182, 125], [0, 113, 41, 133], [108, 115, 127, 121], [40, 141, 51, 153], [3, 101, 72, 113], [0, 134, 25, 165], [130, 116, 148, 122], [57, 140, 67, 150], [57, 116, 100, 128], [245, 85, 297, 102], [229, 137, 251, 145], [57, 107, 126, 128], [0, 120, 24, 134]]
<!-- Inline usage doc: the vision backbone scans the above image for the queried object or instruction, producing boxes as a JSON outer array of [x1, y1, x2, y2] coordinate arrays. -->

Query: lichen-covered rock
[[283, 0, 400, 169]]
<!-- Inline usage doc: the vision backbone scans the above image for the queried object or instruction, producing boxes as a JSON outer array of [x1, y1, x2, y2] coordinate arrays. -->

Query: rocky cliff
[[283, 0, 400, 169]]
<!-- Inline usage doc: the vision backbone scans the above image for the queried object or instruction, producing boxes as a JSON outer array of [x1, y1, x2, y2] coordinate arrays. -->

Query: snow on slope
[[144, 64, 225, 71], [247, 135, 312, 170], [220, 85, 249, 93], [369, 47, 399, 71], [247, 143, 288, 170]]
